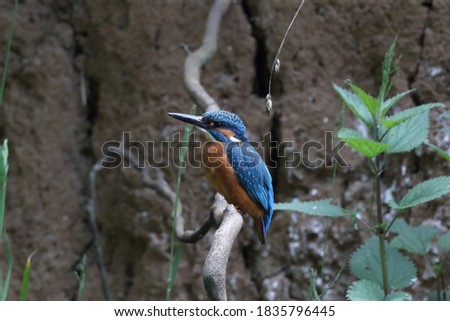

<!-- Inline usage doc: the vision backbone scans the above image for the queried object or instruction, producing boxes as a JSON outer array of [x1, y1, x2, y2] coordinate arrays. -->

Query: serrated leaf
[[390, 218, 440, 255], [274, 198, 352, 217], [381, 89, 415, 115], [379, 37, 398, 102], [385, 291, 412, 301], [347, 280, 385, 301], [383, 112, 429, 153], [381, 115, 414, 129], [347, 82, 380, 117], [390, 176, 450, 209], [333, 84, 375, 127], [438, 233, 450, 253], [338, 128, 391, 158], [385, 103, 443, 122], [349, 236, 417, 289]]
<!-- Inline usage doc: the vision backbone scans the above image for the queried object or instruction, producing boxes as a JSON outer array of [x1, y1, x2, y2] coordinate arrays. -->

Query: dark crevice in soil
[[85, 77, 99, 139], [241, 0, 270, 98], [268, 107, 282, 194], [408, 0, 433, 105]]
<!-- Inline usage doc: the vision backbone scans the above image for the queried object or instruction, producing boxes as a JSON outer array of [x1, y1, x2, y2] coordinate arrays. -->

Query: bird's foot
[[234, 206, 244, 214]]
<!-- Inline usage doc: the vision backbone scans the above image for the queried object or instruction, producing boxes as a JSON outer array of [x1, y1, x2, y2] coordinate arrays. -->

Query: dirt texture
[[0, 0, 449, 300]]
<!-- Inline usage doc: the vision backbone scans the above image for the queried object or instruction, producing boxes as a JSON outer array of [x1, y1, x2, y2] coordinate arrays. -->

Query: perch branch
[[203, 204, 243, 300], [184, 0, 231, 112]]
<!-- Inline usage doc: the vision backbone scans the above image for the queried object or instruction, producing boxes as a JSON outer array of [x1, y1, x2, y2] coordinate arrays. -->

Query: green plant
[[75, 254, 87, 301], [333, 38, 449, 300], [1, 0, 36, 301], [276, 39, 449, 300], [0, 0, 18, 301], [20, 252, 36, 301]]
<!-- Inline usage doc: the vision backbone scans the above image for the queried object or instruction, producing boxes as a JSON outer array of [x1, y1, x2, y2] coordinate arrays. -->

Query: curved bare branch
[[184, 0, 231, 112]]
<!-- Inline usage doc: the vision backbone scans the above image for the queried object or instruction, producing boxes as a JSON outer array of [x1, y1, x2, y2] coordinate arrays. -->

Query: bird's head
[[168, 110, 248, 143]]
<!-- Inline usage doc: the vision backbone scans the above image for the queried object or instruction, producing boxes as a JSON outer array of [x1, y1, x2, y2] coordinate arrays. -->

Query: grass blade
[[166, 105, 196, 300], [0, 0, 19, 108], [76, 254, 87, 301], [0, 140, 8, 241], [20, 251, 36, 301], [0, 233, 13, 300]]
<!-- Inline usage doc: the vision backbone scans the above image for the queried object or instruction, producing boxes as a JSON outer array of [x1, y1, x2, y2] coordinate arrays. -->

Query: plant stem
[[375, 155, 389, 296], [0, 0, 18, 108]]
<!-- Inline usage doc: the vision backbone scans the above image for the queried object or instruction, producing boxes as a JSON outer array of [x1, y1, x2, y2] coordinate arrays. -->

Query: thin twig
[[266, 0, 305, 115]]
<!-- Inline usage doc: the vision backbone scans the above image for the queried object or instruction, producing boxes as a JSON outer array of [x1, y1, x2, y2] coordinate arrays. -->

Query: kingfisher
[[168, 110, 274, 244]]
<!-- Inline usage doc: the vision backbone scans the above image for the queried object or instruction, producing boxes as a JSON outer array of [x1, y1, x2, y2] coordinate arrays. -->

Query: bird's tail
[[255, 217, 266, 245]]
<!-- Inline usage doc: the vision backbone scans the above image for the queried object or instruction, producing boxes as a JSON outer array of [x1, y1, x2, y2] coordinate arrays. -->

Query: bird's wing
[[227, 142, 274, 237]]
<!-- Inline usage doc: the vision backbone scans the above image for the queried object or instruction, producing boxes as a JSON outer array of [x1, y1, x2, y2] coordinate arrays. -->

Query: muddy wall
[[0, 0, 449, 300]]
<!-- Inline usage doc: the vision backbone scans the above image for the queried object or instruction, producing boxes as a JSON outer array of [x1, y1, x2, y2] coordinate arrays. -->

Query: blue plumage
[[226, 142, 274, 239], [202, 110, 249, 142]]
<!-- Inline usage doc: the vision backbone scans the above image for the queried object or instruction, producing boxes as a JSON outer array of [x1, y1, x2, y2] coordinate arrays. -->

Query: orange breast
[[201, 142, 264, 221]]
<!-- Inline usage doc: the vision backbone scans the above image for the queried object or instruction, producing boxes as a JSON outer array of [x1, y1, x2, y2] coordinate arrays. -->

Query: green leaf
[[390, 219, 440, 255], [274, 198, 352, 217], [381, 89, 415, 115], [390, 176, 450, 209], [0, 139, 8, 180], [20, 252, 36, 301], [349, 236, 417, 289], [438, 233, 450, 253], [385, 103, 444, 122], [381, 102, 442, 153], [347, 82, 380, 117], [0, 233, 13, 301], [425, 142, 450, 162], [333, 84, 375, 127], [347, 280, 385, 301], [385, 291, 412, 301], [338, 128, 391, 158], [383, 112, 429, 153], [379, 37, 399, 102], [381, 116, 414, 130], [75, 254, 87, 301], [0, 139, 8, 241]]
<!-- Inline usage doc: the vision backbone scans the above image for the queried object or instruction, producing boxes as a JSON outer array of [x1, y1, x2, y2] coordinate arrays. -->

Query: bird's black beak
[[168, 112, 208, 129]]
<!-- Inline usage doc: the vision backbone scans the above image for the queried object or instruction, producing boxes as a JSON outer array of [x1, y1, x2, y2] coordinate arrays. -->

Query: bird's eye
[[214, 121, 222, 127]]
